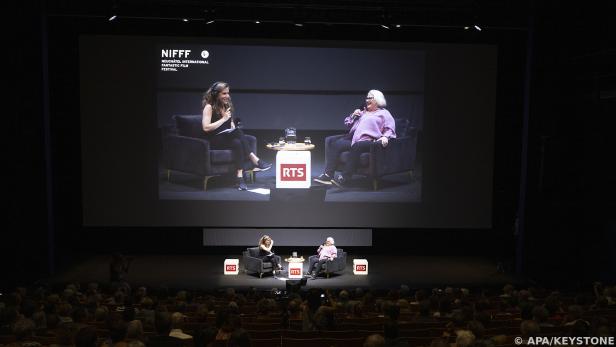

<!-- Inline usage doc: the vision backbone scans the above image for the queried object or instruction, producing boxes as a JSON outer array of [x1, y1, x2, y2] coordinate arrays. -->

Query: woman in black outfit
[[258, 235, 283, 271], [202, 81, 272, 190]]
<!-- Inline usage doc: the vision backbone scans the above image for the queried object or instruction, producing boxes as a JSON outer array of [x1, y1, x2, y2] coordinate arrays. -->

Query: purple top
[[344, 109, 396, 145], [317, 245, 338, 261]]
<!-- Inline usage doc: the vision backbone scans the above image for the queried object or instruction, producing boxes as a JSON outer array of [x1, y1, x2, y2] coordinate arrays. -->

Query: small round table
[[284, 256, 305, 279], [266, 143, 315, 151]]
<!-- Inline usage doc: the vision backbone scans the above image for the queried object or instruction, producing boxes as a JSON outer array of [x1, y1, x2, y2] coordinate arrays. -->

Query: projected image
[[157, 43, 423, 203]]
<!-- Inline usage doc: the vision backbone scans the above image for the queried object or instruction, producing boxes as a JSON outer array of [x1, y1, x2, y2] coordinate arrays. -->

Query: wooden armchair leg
[[372, 179, 379, 191], [203, 175, 215, 191], [167, 169, 171, 181]]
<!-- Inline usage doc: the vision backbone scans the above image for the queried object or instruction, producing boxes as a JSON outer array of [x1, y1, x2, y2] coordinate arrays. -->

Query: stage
[[49, 254, 522, 291], [158, 161, 422, 203]]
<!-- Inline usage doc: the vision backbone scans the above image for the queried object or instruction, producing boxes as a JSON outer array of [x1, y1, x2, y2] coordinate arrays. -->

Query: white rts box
[[353, 259, 368, 275], [275, 150, 311, 188], [287, 260, 304, 279], [224, 259, 239, 275]]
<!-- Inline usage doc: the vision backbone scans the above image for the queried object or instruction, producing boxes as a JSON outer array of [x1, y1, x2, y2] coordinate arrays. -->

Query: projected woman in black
[[258, 235, 283, 271], [202, 81, 272, 190]]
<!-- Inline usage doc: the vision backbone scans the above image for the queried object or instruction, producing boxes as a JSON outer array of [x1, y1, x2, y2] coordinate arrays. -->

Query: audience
[[0, 281, 614, 347]]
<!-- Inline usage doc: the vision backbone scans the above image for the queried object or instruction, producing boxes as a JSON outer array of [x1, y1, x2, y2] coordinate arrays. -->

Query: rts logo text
[[280, 164, 306, 181], [355, 265, 367, 272], [225, 265, 237, 272], [290, 268, 301, 276]]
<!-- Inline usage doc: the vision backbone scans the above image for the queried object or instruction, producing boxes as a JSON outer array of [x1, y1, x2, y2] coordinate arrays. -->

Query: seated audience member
[[314, 306, 336, 331], [74, 326, 98, 347], [101, 317, 128, 347], [430, 338, 450, 347], [455, 330, 476, 347], [215, 310, 242, 341], [383, 320, 410, 347], [520, 320, 541, 339], [169, 312, 193, 340], [364, 334, 386, 347], [126, 320, 146, 347], [227, 328, 251, 347], [414, 299, 435, 323], [11, 318, 42, 347], [532, 306, 555, 327], [148, 311, 183, 347]]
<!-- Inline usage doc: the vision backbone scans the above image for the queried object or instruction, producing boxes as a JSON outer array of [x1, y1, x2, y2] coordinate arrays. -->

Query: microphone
[[353, 104, 365, 119]]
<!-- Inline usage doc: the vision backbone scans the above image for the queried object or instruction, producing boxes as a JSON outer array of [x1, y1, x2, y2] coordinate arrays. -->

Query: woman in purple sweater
[[314, 89, 396, 188]]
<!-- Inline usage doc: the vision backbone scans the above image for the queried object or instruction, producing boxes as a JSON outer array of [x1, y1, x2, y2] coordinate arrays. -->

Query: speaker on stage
[[270, 185, 326, 202]]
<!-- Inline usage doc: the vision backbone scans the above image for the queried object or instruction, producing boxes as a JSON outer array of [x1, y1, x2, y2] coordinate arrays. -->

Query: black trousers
[[208, 128, 253, 170], [308, 257, 328, 274], [342, 140, 372, 179], [325, 136, 352, 176], [260, 255, 280, 268]]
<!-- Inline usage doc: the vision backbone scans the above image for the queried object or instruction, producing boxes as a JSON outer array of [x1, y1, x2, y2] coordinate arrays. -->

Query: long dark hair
[[202, 81, 234, 121]]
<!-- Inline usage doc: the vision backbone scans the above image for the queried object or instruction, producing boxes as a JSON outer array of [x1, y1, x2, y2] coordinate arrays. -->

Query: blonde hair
[[259, 235, 272, 246]]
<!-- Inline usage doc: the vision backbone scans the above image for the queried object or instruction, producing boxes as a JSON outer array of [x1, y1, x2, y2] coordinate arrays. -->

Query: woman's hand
[[379, 136, 389, 147], [352, 109, 362, 117], [222, 107, 232, 121]]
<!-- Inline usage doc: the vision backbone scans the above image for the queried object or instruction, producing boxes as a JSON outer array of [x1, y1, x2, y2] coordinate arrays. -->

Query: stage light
[[182, 18, 189, 22], [380, 24, 390, 29], [108, 15, 117, 21], [464, 26, 470, 30], [255, 20, 260, 24], [294, 21, 304, 27], [395, 24, 401, 28], [474, 24, 482, 31], [204, 9, 215, 25]]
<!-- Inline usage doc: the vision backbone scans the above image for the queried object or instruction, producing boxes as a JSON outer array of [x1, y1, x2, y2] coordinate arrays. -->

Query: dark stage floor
[[158, 161, 422, 203], [50, 255, 522, 291]]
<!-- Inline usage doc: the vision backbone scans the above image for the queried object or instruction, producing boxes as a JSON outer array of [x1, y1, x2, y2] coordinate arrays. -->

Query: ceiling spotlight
[[182, 18, 189, 22], [464, 26, 470, 30], [206, 20, 215, 24], [380, 24, 390, 30], [108, 15, 117, 21], [294, 22, 304, 27], [395, 24, 401, 28], [474, 25, 482, 31], [255, 20, 260, 24]]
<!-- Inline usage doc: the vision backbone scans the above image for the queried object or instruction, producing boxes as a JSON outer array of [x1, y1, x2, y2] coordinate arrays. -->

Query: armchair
[[308, 248, 347, 278], [162, 115, 257, 190], [243, 247, 282, 278], [325, 118, 418, 190]]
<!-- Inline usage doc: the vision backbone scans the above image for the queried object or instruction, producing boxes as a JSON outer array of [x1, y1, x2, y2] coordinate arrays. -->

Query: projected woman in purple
[[258, 235, 283, 271], [202, 81, 272, 191], [314, 89, 396, 188]]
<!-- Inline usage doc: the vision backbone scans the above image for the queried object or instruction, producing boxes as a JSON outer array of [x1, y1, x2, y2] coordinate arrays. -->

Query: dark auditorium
[[5, 1, 615, 347]]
